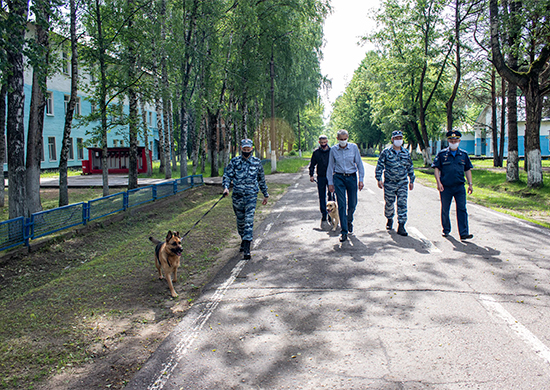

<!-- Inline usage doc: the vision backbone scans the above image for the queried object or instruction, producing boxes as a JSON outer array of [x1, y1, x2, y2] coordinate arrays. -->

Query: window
[[75, 97, 81, 115], [62, 51, 70, 75], [48, 137, 57, 161], [147, 111, 153, 126], [119, 139, 124, 147], [46, 92, 54, 116], [113, 140, 118, 147], [77, 138, 84, 160], [68, 137, 74, 160]]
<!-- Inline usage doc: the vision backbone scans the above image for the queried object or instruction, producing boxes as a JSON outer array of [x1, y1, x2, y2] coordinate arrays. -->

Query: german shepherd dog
[[149, 231, 183, 298]]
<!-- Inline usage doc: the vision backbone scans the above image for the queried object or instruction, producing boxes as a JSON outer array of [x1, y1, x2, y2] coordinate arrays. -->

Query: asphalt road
[[126, 162, 550, 390]]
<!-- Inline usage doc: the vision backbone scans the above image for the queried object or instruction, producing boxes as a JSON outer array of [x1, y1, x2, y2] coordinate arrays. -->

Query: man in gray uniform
[[375, 130, 415, 236], [222, 139, 269, 259]]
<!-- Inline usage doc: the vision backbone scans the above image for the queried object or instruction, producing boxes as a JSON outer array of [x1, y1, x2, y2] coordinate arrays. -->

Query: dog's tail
[[149, 237, 161, 245]]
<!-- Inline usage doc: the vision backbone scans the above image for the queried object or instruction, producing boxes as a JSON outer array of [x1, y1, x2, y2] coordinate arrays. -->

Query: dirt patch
[[0, 182, 289, 390]]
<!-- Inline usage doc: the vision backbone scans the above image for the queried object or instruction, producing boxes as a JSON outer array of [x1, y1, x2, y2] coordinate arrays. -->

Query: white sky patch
[[320, 0, 381, 124]]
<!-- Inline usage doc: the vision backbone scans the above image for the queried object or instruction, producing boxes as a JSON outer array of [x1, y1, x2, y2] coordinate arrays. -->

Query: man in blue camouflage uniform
[[222, 139, 269, 260], [375, 130, 415, 236], [432, 130, 474, 240]]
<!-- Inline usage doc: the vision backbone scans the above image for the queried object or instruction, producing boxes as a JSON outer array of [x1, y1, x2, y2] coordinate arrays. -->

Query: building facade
[[3, 24, 164, 173]]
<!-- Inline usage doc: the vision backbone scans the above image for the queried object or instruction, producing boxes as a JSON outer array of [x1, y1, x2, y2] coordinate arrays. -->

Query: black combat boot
[[239, 240, 245, 252], [397, 223, 408, 236], [386, 219, 393, 230], [243, 240, 251, 260]]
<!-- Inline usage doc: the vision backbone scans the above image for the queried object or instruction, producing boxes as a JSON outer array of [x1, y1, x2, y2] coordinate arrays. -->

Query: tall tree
[[0, 82, 6, 208], [490, 0, 550, 187], [5, 0, 29, 218], [26, 0, 52, 214]]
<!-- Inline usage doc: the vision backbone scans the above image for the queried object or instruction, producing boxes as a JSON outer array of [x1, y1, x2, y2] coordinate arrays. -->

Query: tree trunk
[[126, 0, 138, 190], [26, 63, 47, 214], [208, 111, 219, 177], [499, 77, 506, 167], [139, 96, 152, 177], [505, 0, 520, 182], [506, 81, 519, 181], [0, 83, 6, 208], [94, 0, 109, 196], [491, 68, 499, 166], [524, 77, 543, 187], [59, 0, 77, 206], [179, 102, 189, 178], [155, 101, 165, 173], [27, 0, 50, 212], [6, 0, 29, 219]]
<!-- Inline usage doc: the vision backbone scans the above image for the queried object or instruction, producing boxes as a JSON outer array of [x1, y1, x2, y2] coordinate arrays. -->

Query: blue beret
[[446, 130, 462, 139], [241, 138, 253, 148], [392, 130, 403, 138]]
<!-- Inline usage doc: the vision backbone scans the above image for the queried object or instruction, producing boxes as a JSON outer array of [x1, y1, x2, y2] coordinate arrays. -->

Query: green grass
[[263, 156, 310, 174], [0, 184, 289, 389], [363, 156, 550, 228]]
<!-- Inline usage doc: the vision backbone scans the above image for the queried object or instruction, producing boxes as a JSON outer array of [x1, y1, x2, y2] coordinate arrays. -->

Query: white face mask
[[339, 140, 348, 148], [449, 142, 460, 150], [393, 139, 403, 147]]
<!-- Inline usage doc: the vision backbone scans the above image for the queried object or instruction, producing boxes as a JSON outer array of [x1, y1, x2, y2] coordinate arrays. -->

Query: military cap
[[446, 130, 462, 139], [391, 130, 403, 138], [241, 138, 254, 148]]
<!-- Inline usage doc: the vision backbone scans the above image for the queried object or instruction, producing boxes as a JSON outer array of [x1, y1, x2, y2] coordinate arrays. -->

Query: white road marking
[[293, 182, 299, 188], [407, 226, 442, 253], [479, 295, 550, 364], [148, 260, 248, 390], [367, 188, 374, 194], [379, 200, 385, 205], [252, 238, 262, 249]]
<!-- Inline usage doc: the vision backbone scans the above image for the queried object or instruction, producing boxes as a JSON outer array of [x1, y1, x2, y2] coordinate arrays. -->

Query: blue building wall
[[487, 135, 549, 157], [3, 85, 160, 172]]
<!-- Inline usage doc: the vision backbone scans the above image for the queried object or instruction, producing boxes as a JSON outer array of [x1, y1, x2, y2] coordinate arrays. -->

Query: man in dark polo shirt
[[309, 135, 334, 221]]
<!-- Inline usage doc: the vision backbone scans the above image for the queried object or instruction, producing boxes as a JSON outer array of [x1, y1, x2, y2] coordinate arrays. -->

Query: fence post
[[123, 192, 129, 210], [24, 217, 32, 247], [173, 180, 177, 195], [83, 203, 89, 226], [191, 175, 194, 187], [153, 185, 157, 201]]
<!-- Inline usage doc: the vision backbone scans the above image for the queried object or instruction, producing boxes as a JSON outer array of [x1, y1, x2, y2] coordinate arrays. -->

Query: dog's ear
[[165, 230, 173, 241], [174, 231, 181, 238]]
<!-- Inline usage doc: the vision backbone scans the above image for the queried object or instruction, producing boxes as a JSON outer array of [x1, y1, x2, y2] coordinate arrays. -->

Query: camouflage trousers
[[232, 193, 258, 241], [384, 180, 409, 224]]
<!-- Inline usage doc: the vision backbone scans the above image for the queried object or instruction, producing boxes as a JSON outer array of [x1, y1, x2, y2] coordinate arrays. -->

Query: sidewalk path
[[126, 163, 550, 390]]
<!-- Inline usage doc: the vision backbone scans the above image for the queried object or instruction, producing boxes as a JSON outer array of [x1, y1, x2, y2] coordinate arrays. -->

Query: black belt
[[335, 172, 356, 177]]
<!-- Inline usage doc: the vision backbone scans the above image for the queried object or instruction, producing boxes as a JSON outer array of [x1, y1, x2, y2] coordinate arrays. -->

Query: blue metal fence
[[0, 174, 204, 252]]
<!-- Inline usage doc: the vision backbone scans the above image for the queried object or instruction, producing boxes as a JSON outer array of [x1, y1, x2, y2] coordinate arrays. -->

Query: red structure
[[82, 147, 152, 174]]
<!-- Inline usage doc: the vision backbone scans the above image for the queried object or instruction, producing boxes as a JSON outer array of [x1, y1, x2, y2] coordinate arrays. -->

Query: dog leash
[[181, 194, 226, 239]]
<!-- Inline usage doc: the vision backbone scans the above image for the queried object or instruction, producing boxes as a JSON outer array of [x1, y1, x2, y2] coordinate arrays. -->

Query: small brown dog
[[149, 231, 183, 298], [326, 201, 340, 231]]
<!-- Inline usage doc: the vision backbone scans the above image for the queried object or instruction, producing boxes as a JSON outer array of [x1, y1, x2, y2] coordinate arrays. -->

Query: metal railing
[[0, 174, 204, 252]]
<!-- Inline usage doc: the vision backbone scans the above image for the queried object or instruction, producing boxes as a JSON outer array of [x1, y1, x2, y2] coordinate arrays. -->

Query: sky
[[319, 0, 381, 124]]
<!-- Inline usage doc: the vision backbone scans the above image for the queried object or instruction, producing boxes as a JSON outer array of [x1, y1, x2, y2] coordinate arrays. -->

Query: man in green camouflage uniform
[[222, 139, 269, 259], [375, 130, 415, 236]]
